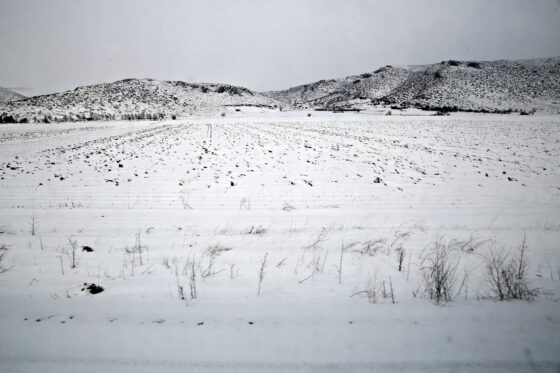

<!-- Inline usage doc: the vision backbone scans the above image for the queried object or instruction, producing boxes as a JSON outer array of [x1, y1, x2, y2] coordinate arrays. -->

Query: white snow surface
[[1, 111, 559, 372]]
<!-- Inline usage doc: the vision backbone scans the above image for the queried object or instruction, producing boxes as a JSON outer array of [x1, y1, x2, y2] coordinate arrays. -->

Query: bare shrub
[[353, 230, 409, 258], [333, 242, 359, 284], [355, 239, 385, 256], [0, 244, 11, 273], [134, 230, 144, 265], [199, 244, 231, 278], [381, 277, 396, 304], [162, 256, 171, 270], [298, 254, 326, 284], [123, 231, 148, 275], [388, 230, 410, 253], [257, 253, 268, 295], [206, 243, 232, 257], [175, 257, 198, 306], [239, 198, 251, 210], [242, 225, 267, 235], [29, 214, 39, 236], [395, 246, 406, 272], [282, 202, 295, 211], [356, 275, 378, 304], [67, 237, 79, 269], [189, 259, 198, 300], [303, 226, 331, 250], [176, 271, 186, 304], [449, 234, 492, 253], [486, 237, 539, 301], [420, 237, 459, 304], [352, 274, 396, 304]]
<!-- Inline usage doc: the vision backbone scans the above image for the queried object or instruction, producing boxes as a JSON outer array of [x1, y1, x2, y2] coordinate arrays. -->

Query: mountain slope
[[0, 87, 26, 103], [266, 57, 560, 113], [0, 79, 282, 123]]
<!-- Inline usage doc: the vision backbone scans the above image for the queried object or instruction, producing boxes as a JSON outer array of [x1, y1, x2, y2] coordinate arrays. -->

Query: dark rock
[[82, 283, 104, 295]]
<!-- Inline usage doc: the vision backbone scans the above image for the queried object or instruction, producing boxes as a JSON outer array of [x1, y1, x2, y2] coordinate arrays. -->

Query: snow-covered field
[[1, 112, 559, 372]]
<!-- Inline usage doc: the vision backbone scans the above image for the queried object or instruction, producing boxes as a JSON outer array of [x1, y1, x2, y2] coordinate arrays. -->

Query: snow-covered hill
[[2, 57, 559, 123], [0, 79, 282, 123], [265, 57, 560, 113], [0, 87, 25, 103]]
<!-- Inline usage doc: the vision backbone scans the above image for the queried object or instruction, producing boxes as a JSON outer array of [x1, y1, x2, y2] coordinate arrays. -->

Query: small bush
[[0, 244, 10, 273], [206, 243, 231, 257], [420, 238, 459, 304], [486, 237, 538, 301], [520, 108, 536, 115], [242, 225, 267, 235]]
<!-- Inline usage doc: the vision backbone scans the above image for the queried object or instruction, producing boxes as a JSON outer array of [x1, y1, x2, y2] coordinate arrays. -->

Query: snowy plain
[[0, 111, 559, 372]]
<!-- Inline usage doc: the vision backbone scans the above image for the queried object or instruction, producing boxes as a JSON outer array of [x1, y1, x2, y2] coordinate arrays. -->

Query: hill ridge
[[264, 56, 560, 113], [0, 78, 281, 123], [0, 87, 26, 104]]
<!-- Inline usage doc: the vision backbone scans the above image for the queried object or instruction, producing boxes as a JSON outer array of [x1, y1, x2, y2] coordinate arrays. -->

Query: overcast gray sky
[[1, 0, 560, 96]]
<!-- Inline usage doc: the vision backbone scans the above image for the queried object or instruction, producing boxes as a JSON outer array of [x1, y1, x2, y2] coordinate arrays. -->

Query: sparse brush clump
[[395, 246, 406, 272], [205, 243, 232, 257], [67, 236, 79, 269], [448, 234, 492, 254], [303, 226, 331, 250], [122, 231, 148, 277], [0, 244, 10, 273], [420, 237, 459, 304], [200, 244, 232, 278], [29, 214, 39, 236], [352, 274, 396, 304], [355, 239, 385, 256], [486, 237, 539, 301], [242, 225, 267, 235], [257, 253, 268, 296], [175, 257, 198, 307]]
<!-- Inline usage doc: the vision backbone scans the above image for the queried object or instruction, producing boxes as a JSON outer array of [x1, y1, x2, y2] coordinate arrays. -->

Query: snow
[[0, 87, 25, 103], [266, 57, 560, 113], [0, 79, 281, 123], [1, 111, 559, 372]]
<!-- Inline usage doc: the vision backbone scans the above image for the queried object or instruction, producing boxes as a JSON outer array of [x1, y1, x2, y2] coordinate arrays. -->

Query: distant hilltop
[[265, 56, 560, 114], [0, 79, 281, 123], [1, 56, 560, 123], [0, 87, 26, 104]]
